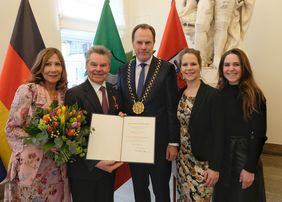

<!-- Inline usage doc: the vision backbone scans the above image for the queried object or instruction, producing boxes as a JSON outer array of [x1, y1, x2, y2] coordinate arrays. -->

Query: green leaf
[[43, 142, 55, 152], [24, 126, 41, 135], [54, 137, 63, 148], [50, 100, 59, 109]]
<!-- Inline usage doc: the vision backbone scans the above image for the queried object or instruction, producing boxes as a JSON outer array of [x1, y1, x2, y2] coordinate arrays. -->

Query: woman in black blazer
[[176, 48, 224, 202], [213, 48, 267, 202]]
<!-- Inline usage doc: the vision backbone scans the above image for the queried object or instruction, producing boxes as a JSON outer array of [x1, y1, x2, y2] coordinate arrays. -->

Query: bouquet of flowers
[[24, 101, 89, 166]]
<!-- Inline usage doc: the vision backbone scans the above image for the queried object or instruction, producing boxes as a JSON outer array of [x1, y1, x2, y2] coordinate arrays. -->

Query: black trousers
[[69, 172, 115, 202], [213, 136, 266, 202], [130, 160, 171, 202]]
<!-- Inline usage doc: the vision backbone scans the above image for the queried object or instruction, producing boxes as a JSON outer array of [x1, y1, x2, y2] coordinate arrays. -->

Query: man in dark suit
[[118, 24, 180, 202], [65, 45, 123, 202]]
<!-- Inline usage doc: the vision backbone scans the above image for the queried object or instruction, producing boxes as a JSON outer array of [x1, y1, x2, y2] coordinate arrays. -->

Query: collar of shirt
[[135, 56, 153, 90], [88, 77, 107, 93], [87, 77, 107, 103], [136, 56, 153, 67]]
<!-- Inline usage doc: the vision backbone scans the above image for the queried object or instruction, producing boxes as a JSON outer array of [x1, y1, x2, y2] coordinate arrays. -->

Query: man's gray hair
[[85, 45, 112, 65]]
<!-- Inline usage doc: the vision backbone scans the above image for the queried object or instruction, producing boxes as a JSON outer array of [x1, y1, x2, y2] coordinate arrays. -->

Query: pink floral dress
[[3, 83, 70, 202]]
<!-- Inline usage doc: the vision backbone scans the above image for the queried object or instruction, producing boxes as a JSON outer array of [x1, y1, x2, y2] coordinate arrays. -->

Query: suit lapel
[[143, 57, 160, 103], [143, 57, 157, 93], [189, 81, 206, 125], [130, 60, 138, 98], [82, 80, 103, 113], [106, 83, 119, 114]]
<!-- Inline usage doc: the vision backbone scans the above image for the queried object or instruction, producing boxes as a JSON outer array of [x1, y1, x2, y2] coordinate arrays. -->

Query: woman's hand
[[204, 168, 219, 187], [166, 145, 178, 161], [240, 169, 254, 189]]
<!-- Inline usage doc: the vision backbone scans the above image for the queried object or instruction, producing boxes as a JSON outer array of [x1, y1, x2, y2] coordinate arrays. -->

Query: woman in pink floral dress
[[4, 48, 71, 202]]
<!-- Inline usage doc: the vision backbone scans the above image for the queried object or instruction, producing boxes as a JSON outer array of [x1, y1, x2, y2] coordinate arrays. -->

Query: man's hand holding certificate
[[86, 113, 155, 163]]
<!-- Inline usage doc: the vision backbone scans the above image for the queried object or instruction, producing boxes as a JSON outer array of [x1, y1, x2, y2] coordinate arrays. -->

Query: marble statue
[[179, 0, 256, 68]]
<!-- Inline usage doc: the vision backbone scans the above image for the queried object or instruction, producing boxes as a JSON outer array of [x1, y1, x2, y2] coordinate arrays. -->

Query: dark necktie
[[100, 86, 109, 114], [137, 63, 146, 98]]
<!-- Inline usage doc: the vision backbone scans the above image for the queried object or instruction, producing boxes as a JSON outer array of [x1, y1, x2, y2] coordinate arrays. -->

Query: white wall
[[121, 0, 183, 53], [122, 0, 173, 52], [122, 0, 282, 144], [244, 1, 282, 144], [0, 0, 281, 144]]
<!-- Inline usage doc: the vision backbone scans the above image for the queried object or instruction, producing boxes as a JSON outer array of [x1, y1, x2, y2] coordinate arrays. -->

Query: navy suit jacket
[[64, 79, 120, 180], [178, 81, 224, 171], [118, 56, 180, 162]]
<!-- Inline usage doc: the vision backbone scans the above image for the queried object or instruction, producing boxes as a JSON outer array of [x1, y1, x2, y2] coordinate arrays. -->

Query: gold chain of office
[[127, 59, 162, 114]]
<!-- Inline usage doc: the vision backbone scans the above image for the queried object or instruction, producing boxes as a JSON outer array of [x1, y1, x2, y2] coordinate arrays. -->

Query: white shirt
[[87, 77, 108, 105], [135, 56, 153, 91]]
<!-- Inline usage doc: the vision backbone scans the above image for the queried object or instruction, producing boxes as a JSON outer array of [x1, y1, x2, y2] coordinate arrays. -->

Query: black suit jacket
[[245, 101, 267, 172], [64, 79, 120, 180], [118, 56, 180, 162], [178, 81, 224, 171]]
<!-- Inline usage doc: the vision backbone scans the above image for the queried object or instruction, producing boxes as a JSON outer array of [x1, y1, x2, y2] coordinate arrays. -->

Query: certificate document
[[86, 114, 155, 163]]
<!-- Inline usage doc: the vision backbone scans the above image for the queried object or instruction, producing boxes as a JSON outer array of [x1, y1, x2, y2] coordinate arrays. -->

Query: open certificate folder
[[86, 114, 155, 163]]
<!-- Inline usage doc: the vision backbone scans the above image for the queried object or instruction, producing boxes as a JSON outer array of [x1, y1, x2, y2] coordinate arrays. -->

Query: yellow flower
[[61, 106, 66, 113], [60, 115, 65, 124]]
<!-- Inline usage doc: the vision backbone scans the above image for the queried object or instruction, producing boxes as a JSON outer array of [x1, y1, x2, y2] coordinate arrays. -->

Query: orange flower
[[42, 114, 50, 123], [67, 129, 76, 136], [56, 109, 62, 115]]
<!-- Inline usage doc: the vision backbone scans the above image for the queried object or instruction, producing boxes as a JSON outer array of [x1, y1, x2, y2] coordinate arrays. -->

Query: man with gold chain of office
[[117, 23, 180, 202]]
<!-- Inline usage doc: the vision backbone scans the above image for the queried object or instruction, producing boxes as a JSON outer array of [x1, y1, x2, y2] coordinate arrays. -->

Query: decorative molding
[[263, 143, 282, 156]]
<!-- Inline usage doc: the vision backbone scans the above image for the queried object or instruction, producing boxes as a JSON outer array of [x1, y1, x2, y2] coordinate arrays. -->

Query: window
[[58, 0, 124, 87], [61, 29, 93, 87]]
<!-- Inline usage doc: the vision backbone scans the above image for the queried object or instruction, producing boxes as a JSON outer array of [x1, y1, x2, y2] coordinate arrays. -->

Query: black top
[[221, 83, 267, 172], [222, 84, 250, 137]]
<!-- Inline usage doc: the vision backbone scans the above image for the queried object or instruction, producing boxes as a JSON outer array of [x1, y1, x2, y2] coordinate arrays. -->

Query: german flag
[[0, 0, 45, 174]]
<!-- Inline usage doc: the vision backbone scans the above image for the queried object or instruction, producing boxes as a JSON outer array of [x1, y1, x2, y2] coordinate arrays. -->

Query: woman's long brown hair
[[217, 48, 266, 121]]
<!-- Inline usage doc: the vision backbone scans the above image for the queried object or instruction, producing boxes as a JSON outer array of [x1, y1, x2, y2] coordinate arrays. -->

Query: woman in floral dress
[[176, 48, 224, 202], [4, 48, 71, 201]]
